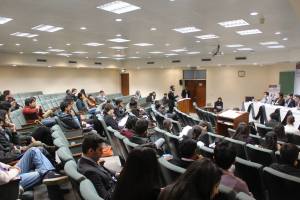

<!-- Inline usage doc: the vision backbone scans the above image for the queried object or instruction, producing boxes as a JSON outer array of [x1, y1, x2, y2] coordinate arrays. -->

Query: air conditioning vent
[[235, 57, 247, 60], [68, 60, 77, 64], [94, 62, 102, 65], [147, 61, 155, 64], [36, 59, 47, 62], [202, 58, 211, 62], [172, 60, 181, 63]]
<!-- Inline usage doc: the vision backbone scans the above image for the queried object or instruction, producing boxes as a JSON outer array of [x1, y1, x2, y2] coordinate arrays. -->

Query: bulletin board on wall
[[279, 71, 295, 95]]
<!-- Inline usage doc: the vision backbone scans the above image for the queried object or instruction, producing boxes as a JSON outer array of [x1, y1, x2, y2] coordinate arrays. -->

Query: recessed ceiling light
[[196, 40, 201, 43], [72, 51, 88, 54], [208, 52, 212, 54], [186, 51, 200, 54], [195, 34, 219, 39], [128, 56, 140, 59], [108, 38, 130, 43], [97, 52, 102, 54], [84, 42, 104, 46], [33, 51, 49, 54], [283, 37, 288, 41], [114, 58, 125, 60], [267, 45, 285, 49], [33, 38, 38, 42], [19, 52, 24, 54], [171, 48, 187, 52], [15, 43, 20, 46], [250, 12, 259, 16], [136, 51, 140, 54], [233, 50, 237, 53], [226, 44, 244, 48], [66, 43, 71, 46], [275, 32, 281, 35], [80, 27, 87, 30], [110, 46, 128, 49], [149, 51, 164, 54], [48, 66, 52, 68], [133, 43, 153, 46], [237, 48, 253, 51], [260, 41, 279, 45], [12, 64, 17, 67], [236, 29, 262, 35], [32, 24, 63, 32], [97, 1, 141, 14], [10, 32, 38, 38], [48, 49, 65, 52], [150, 27, 157, 31], [115, 18, 123, 22], [97, 56, 109, 59], [165, 53, 178, 56], [165, 43, 170, 46], [116, 34, 122, 37], [85, 57, 89, 59], [0, 44, 3, 46], [0, 16, 13, 24], [218, 19, 249, 28], [113, 54, 125, 57], [48, 46, 52, 49], [57, 53, 72, 57], [173, 26, 202, 33]]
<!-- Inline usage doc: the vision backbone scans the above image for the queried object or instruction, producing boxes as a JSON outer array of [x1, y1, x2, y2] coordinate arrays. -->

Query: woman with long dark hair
[[232, 122, 254, 144], [112, 147, 160, 200]]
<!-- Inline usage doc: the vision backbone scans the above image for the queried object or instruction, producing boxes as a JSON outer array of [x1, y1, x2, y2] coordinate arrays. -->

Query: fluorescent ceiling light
[[236, 29, 262, 35], [267, 45, 285, 49], [32, 24, 63, 32], [114, 58, 125, 60], [195, 34, 219, 39], [165, 53, 178, 56], [133, 43, 153, 46], [186, 51, 200, 54], [283, 37, 288, 41], [57, 53, 72, 56], [15, 43, 20, 46], [113, 54, 125, 57], [80, 27, 87, 30], [0, 44, 3, 46], [149, 51, 164, 54], [72, 51, 88, 54], [250, 12, 259, 16], [84, 43, 104, 46], [108, 38, 130, 43], [171, 48, 187, 52], [33, 51, 49, 54], [275, 32, 281, 35], [0, 16, 13, 24], [260, 41, 279, 46], [173, 26, 201, 33], [97, 56, 109, 59], [110, 46, 128, 49], [48, 49, 65, 52], [128, 56, 140, 59], [226, 44, 244, 48], [97, 1, 141, 14], [150, 27, 157, 31], [218, 19, 249, 28], [237, 48, 253, 51], [10, 32, 38, 38]]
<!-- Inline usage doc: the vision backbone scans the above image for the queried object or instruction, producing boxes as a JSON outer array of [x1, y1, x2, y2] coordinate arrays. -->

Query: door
[[185, 80, 206, 109], [121, 73, 129, 96]]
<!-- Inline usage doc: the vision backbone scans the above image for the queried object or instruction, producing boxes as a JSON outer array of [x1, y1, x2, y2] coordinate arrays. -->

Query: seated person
[[0, 90, 20, 111], [120, 115, 137, 139], [58, 101, 81, 129], [96, 90, 107, 104], [274, 92, 285, 106], [163, 119, 173, 134], [78, 134, 117, 199], [260, 91, 272, 104], [161, 93, 169, 106], [214, 141, 251, 195], [22, 97, 56, 127], [70, 88, 78, 101], [155, 102, 176, 120], [274, 124, 288, 142], [103, 103, 120, 130], [0, 147, 67, 191], [295, 95, 300, 108], [261, 131, 279, 152], [134, 90, 142, 100], [130, 119, 151, 145], [114, 99, 126, 120], [146, 92, 156, 103], [214, 97, 223, 113], [265, 112, 281, 128], [169, 139, 201, 169], [285, 115, 300, 135], [285, 93, 296, 108], [181, 87, 190, 99], [76, 93, 96, 115], [185, 125, 210, 146], [270, 143, 300, 177], [232, 122, 255, 144]]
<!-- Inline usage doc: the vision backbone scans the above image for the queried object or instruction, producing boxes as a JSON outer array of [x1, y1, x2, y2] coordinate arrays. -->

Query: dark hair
[[60, 101, 69, 112], [77, 92, 83, 99], [71, 88, 77, 93], [66, 89, 70, 94], [264, 91, 269, 96], [100, 90, 104, 93], [274, 124, 286, 141], [279, 92, 284, 98], [287, 115, 295, 125], [214, 141, 236, 170], [289, 93, 294, 97], [134, 119, 148, 136], [262, 131, 278, 151], [0, 109, 7, 122], [112, 147, 160, 200], [187, 125, 202, 140], [217, 97, 222, 101], [199, 121, 208, 128], [115, 99, 123, 106], [131, 108, 140, 117], [125, 115, 138, 130], [0, 101, 11, 111], [270, 112, 280, 121], [80, 89, 86, 97], [164, 159, 222, 200], [179, 139, 197, 159], [3, 90, 10, 97], [280, 143, 299, 166], [24, 97, 35, 106], [103, 103, 114, 115], [163, 119, 172, 131], [232, 122, 249, 141], [129, 99, 138, 109], [82, 134, 104, 154]]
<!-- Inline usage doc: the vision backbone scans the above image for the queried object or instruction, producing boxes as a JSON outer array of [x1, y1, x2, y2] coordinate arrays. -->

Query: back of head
[[103, 103, 114, 115], [179, 139, 197, 159], [274, 124, 285, 139], [125, 115, 138, 130], [115, 99, 122, 106], [60, 101, 69, 112], [280, 143, 299, 166], [134, 119, 148, 136], [270, 112, 280, 121], [287, 115, 295, 125], [279, 92, 284, 98], [163, 119, 172, 131], [77, 92, 83, 99], [233, 122, 249, 140], [82, 134, 104, 154], [24, 97, 34, 106], [188, 125, 202, 140], [3, 90, 10, 97], [263, 131, 278, 151], [0, 101, 12, 111], [167, 158, 222, 200], [80, 89, 86, 96], [214, 140, 236, 170]]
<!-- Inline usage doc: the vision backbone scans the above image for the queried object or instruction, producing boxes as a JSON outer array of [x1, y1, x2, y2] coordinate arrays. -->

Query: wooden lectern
[[177, 98, 191, 114], [216, 110, 249, 136]]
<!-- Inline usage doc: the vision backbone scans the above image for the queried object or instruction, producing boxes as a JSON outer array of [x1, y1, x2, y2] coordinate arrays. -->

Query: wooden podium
[[177, 98, 191, 114], [216, 110, 249, 136]]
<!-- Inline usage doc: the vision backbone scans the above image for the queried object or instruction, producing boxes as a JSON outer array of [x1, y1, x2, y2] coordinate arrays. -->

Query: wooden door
[[185, 80, 206, 109], [121, 73, 129, 96]]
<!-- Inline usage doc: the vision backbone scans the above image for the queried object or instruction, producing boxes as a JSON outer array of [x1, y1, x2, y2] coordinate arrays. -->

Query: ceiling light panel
[[97, 1, 141, 14], [236, 29, 262, 35], [173, 26, 201, 33], [149, 51, 164, 54], [32, 24, 64, 32], [10, 32, 38, 38], [97, 56, 109, 59], [133, 43, 153, 46], [165, 53, 178, 56], [226, 44, 244, 47], [113, 54, 125, 57], [48, 49, 65, 52], [260, 41, 279, 45], [237, 48, 253, 51], [171, 48, 187, 52], [128, 56, 140, 59], [195, 34, 219, 39], [108, 38, 130, 43], [72, 51, 88, 54], [218, 19, 249, 28], [267, 45, 285, 49], [0, 16, 13, 24], [57, 53, 72, 56], [110, 46, 128, 49], [186, 51, 200, 54], [84, 43, 104, 46], [33, 51, 49, 54]]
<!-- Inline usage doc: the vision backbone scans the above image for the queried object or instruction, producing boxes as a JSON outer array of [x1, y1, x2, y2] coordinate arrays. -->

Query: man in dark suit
[[168, 85, 178, 113], [285, 93, 296, 108], [270, 143, 300, 177], [274, 92, 285, 106], [181, 86, 191, 99], [78, 134, 117, 200]]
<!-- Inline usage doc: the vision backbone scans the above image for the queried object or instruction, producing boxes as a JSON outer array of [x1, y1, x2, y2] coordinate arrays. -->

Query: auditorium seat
[[213, 184, 236, 200], [224, 137, 247, 159], [170, 119, 182, 135], [123, 138, 139, 152], [64, 160, 85, 199], [207, 132, 224, 144], [79, 179, 104, 200], [158, 157, 185, 186], [286, 132, 300, 146], [256, 124, 272, 137], [107, 126, 127, 164], [245, 144, 276, 166], [196, 144, 214, 158], [57, 146, 74, 163]]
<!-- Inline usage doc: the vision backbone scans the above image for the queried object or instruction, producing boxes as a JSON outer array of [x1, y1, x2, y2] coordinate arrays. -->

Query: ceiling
[[0, 0, 300, 62]]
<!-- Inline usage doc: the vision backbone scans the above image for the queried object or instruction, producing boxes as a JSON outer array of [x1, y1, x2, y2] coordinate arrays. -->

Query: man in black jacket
[[168, 85, 178, 113], [285, 93, 296, 108], [181, 86, 191, 99], [58, 101, 81, 129], [78, 134, 117, 200]]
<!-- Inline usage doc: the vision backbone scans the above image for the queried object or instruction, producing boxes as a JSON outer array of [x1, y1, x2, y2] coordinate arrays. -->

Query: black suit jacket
[[181, 89, 190, 98], [104, 115, 119, 130], [78, 157, 116, 200], [274, 98, 285, 106], [286, 99, 296, 108], [58, 112, 81, 130], [0, 129, 20, 163]]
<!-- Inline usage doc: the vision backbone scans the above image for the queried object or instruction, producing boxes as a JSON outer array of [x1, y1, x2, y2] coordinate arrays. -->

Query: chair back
[[246, 144, 275, 166], [224, 137, 247, 159], [79, 179, 104, 200], [0, 179, 20, 200], [158, 157, 185, 186], [214, 184, 236, 200], [123, 138, 139, 152]]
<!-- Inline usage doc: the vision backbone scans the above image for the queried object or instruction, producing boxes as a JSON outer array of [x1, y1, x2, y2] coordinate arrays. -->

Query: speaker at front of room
[[179, 79, 183, 85]]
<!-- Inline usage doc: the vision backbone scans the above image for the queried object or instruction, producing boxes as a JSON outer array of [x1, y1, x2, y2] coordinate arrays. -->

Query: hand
[[10, 166, 21, 174]]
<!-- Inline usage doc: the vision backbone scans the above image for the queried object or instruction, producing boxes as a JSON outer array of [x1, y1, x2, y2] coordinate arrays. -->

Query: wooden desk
[[216, 110, 249, 136], [177, 98, 191, 114]]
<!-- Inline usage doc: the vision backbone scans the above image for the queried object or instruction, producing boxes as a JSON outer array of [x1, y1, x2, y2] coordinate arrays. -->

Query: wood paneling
[[121, 73, 129, 96]]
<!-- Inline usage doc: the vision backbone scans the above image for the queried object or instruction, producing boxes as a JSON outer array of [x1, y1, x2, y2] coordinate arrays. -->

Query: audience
[[58, 101, 81, 129], [130, 119, 150, 145], [78, 134, 117, 199], [146, 92, 155, 103], [103, 103, 120, 130], [158, 158, 221, 200], [270, 143, 300, 177], [285, 115, 300, 134], [214, 141, 251, 195], [162, 93, 169, 106], [76, 92, 96, 115], [134, 90, 142, 100], [285, 93, 296, 107], [265, 112, 281, 128], [232, 122, 255, 144], [214, 97, 223, 113], [112, 147, 160, 200], [70, 88, 78, 101], [163, 119, 173, 133]]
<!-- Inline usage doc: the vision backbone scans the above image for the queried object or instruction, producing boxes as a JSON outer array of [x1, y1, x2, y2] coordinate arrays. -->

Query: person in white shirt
[[285, 115, 300, 135], [260, 92, 272, 104]]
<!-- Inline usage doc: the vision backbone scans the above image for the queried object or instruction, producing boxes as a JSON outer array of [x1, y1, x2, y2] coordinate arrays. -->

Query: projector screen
[[294, 62, 300, 95]]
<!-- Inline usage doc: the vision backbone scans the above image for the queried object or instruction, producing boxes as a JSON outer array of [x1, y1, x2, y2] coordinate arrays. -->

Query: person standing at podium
[[181, 86, 191, 99], [168, 85, 178, 113]]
